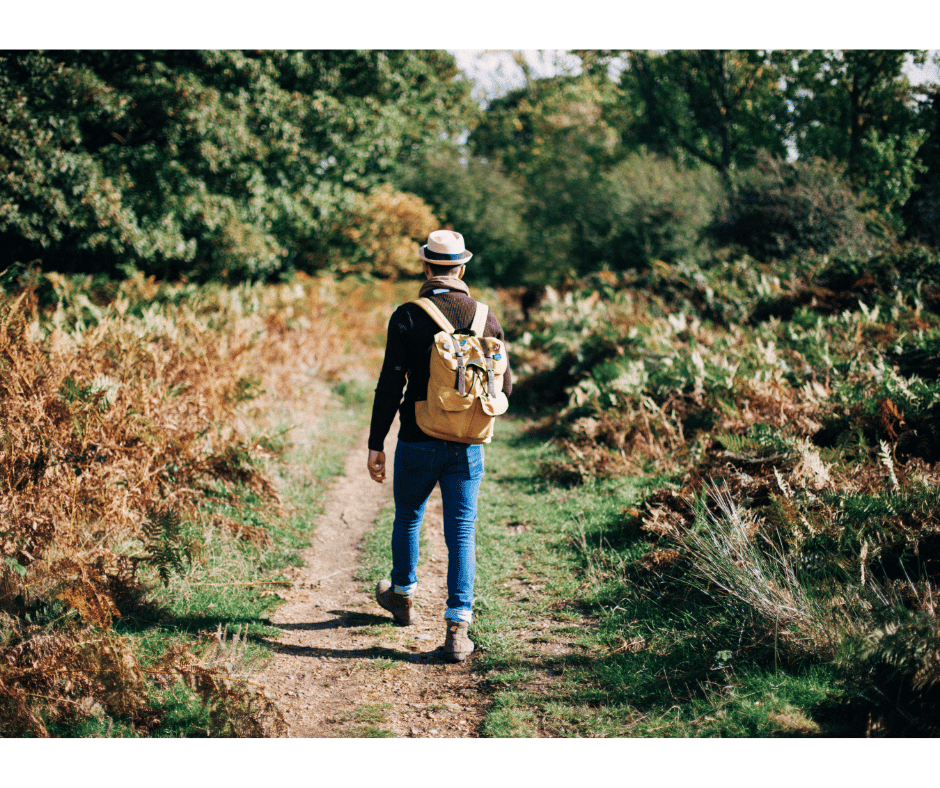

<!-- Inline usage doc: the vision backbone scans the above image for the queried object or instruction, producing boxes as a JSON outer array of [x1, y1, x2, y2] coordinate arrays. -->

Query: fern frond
[[140, 506, 190, 585], [879, 439, 899, 489]]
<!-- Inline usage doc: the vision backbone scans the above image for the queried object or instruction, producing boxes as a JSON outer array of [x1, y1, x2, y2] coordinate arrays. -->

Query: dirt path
[[256, 421, 489, 737]]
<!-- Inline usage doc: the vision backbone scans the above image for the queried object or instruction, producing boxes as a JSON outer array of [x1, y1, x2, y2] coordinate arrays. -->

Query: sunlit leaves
[[0, 50, 474, 281]]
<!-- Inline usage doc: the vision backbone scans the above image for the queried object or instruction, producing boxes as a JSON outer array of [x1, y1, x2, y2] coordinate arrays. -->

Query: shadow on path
[[265, 641, 457, 666], [274, 610, 389, 632]]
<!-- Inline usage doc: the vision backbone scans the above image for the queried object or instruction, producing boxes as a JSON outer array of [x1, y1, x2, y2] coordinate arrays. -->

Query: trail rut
[[257, 421, 489, 737]]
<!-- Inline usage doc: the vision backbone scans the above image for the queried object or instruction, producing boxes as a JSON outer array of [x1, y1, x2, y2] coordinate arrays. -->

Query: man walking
[[367, 229, 512, 662]]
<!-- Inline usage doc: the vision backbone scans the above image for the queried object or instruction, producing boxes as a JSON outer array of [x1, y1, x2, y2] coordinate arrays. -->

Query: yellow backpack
[[412, 297, 510, 444]]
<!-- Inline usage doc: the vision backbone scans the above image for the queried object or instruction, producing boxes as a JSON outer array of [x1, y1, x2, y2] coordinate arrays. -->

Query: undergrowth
[[0, 269, 393, 736], [479, 247, 940, 736]]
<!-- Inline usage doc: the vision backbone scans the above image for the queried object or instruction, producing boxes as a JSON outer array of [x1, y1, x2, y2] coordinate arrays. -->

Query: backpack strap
[[470, 302, 489, 337], [467, 303, 497, 398], [411, 298, 456, 334], [412, 298, 489, 337], [412, 298, 467, 394]]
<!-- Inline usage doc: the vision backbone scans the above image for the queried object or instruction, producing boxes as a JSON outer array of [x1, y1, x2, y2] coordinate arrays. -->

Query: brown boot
[[444, 620, 474, 662], [375, 580, 414, 626]]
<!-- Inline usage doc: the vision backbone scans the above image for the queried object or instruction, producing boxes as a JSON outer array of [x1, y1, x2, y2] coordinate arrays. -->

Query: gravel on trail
[[256, 423, 489, 738]]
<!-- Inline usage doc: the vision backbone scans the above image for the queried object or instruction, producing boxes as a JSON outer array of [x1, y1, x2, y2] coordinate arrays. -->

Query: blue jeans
[[390, 439, 484, 623]]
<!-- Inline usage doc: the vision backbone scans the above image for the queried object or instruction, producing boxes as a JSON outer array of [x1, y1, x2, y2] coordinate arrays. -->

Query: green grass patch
[[347, 702, 393, 723], [330, 702, 396, 737], [359, 501, 396, 587], [344, 725, 397, 738], [468, 416, 850, 737], [50, 383, 371, 738], [478, 692, 540, 738]]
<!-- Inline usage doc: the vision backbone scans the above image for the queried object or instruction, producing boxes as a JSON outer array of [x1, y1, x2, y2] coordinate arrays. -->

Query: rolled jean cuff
[[445, 608, 472, 623], [393, 582, 416, 597]]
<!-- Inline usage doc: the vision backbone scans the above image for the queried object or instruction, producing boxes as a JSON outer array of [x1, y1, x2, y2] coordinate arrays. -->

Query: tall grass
[[682, 482, 892, 660], [0, 269, 394, 736], [502, 248, 940, 734]]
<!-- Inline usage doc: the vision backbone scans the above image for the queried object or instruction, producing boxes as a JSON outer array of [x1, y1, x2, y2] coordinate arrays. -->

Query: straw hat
[[418, 230, 473, 264]]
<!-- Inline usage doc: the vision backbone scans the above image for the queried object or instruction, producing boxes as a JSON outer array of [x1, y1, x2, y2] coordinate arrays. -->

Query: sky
[[451, 49, 940, 106], [451, 50, 600, 104]]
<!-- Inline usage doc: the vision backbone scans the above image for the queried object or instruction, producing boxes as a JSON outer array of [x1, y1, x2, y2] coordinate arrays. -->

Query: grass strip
[[352, 415, 853, 737], [47, 378, 373, 737], [469, 416, 851, 737]]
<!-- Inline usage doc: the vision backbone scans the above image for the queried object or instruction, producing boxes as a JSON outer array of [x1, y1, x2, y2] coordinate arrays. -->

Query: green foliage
[[6, 48, 939, 287], [841, 607, 940, 736], [857, 129, 927, 230], [786, 50, 928, 227], [903, 87, 940, 246], [618, 50, 791, 174], [140, 506, 192, 586], [889, 329, 940, 381], [470, 73, 620, 179], [0, 50, 473, 281], [717, 423, 793, 457], [469, 73, 623, 282], [394, 142, 529, 284], [581, 151, 724, 270], [816, 245, 940, 293], [714, 155, 879, 260]]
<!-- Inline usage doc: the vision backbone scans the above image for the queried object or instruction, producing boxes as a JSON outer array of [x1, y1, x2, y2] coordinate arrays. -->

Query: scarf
[[418, 276, 471, 299]]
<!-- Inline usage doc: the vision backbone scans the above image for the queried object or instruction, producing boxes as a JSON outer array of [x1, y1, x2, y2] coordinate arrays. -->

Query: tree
[[713, 154, 877, 261], [786, 50, 929, 227], [903, 85, 940, 246], [0, 50, 475, 281], [617, 50, 791, 176], [394, 142, 529, 285], [580, 151, 724, 270], [469, 73, 623, 281]]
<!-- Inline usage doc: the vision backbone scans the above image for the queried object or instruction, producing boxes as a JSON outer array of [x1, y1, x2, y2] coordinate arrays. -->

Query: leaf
[[4, 555, 27, 576]]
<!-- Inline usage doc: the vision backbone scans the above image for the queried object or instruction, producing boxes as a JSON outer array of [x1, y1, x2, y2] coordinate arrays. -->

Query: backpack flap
[[411, 297, 510, 443], [429, 332, 476, 412], [480, 390, 509, 416]]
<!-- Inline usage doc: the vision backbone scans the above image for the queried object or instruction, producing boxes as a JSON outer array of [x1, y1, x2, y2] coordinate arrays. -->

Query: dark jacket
[[368, 290, 512, 452]]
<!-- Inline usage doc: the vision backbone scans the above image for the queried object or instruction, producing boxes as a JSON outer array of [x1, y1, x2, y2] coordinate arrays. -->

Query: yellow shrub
[[331, 185, 438, 278]]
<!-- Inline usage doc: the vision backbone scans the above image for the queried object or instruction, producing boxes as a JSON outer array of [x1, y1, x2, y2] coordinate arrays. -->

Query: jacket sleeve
[[368, 308, 410, 452]]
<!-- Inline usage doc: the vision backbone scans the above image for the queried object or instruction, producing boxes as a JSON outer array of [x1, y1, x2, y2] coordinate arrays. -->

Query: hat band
[[424, 247, 468, 261]]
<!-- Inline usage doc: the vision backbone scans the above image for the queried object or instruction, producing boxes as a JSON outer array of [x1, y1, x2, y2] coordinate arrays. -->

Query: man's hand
[[367, 450, 386, 483]]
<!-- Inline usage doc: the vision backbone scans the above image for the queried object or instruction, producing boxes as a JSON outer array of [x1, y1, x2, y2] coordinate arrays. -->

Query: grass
[[359, 502, 396, 589], [46, 366, 371, 737], [329, 702, 396, 737], [344, 725, 397, 737], [478, 693, 539, 737], [462, 416, 856, 737]]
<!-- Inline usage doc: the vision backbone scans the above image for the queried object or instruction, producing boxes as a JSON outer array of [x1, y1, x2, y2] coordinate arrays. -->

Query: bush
[[816, 245, 940, 293], [582, 152, 724, 271], [904, 175, 940, 248], [713, 155, 880, 261], [394, 144, 530, 285], [0, 50, 473, 282], [323, 184, 437, 279]]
